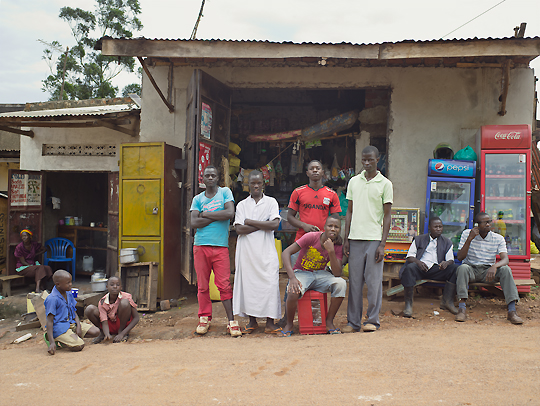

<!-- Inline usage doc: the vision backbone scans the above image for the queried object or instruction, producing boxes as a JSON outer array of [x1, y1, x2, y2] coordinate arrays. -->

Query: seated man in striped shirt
[[455, 212, 522, 324]]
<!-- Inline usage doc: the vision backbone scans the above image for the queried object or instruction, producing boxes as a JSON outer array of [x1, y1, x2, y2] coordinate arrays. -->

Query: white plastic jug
[[82, 256, 94, 272]]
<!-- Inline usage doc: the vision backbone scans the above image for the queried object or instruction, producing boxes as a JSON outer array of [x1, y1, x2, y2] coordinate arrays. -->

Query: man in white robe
[[233, 170, 282, 334]]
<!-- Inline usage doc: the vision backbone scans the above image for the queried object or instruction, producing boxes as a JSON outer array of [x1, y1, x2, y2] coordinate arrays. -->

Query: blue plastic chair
[[44, 238, 76, 281]]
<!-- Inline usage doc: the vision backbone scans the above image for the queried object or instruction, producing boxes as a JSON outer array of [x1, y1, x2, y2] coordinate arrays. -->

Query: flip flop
[[242, 325, 259, 334], [327, 328, 342, 334], [44, 333, 63, 348], [264, 327, 283, 334], [278, 330, 293, 337]]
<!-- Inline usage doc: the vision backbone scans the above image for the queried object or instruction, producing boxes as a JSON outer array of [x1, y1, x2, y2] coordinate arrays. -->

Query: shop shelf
[[430, 200, 469, 204], [485, 175, 525, 179], [485, 196, 523, 200]]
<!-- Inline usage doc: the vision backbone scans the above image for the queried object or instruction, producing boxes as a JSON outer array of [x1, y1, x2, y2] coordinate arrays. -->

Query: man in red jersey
[[278, 160, 341, 327], [287, 160, 342, 240]]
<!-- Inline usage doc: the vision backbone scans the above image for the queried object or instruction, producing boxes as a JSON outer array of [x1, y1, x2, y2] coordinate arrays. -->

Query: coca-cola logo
[[494, 131, 521, 140]]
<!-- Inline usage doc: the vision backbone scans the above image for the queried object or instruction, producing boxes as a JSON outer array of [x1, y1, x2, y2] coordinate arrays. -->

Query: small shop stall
[[382, 208, 420, 288]]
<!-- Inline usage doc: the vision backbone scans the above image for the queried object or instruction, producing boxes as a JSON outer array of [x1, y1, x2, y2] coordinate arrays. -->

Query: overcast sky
[[1, 0, 539, 106]]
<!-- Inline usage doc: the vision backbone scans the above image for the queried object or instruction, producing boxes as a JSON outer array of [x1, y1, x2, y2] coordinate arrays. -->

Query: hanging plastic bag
[[453, 145, 478, 161]]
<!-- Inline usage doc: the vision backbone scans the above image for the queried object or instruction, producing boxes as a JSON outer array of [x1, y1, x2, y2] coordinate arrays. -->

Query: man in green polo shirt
[[343, 146, 393, 332]]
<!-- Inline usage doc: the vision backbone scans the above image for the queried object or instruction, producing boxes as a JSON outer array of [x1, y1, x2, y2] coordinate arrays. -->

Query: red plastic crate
[[297, 290, 328, 335], [509, 260, 531, 294], [477, 260, 531, 294]]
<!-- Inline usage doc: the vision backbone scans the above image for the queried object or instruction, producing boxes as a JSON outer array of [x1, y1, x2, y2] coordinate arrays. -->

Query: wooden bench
[[0, 275, 25, 297], [386, 279, 535, 297]]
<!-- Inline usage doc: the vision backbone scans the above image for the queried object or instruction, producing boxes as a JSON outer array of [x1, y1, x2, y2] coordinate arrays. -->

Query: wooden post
[[498, 60, 510, 116], [137, 56, 175, 113]]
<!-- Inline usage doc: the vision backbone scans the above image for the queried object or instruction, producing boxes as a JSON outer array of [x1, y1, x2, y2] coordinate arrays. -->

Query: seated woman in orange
[[14, 229, 53, 293]]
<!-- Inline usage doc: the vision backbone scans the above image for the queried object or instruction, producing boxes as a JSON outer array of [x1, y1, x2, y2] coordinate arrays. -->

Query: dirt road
[[2, 276, 540, 405], [2, 321, 540, 405]]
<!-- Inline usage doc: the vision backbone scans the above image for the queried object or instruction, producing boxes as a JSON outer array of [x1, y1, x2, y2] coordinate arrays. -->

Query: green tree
[[41, 0, 143, 100]]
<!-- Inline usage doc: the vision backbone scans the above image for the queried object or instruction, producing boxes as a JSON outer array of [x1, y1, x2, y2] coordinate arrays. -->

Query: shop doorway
[[44, 171, 118, 276], [182, 70, 391, 283]]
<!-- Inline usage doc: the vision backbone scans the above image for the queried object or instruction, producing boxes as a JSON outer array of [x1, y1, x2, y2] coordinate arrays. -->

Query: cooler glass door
[[482, 152, 528, 257], [425, 178, 473, 252]]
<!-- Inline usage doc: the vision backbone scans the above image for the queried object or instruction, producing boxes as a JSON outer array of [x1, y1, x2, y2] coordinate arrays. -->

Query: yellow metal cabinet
[[121, 144, 163, 178], [121, 241, 161, 264], [121, 180, 161, 236], [119, 143, 183, 300]]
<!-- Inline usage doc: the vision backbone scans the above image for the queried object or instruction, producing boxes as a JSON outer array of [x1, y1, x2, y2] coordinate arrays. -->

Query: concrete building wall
[[140, 64, 534, 210], [20, 126, 137, 172], [0, 162, 20, 192]]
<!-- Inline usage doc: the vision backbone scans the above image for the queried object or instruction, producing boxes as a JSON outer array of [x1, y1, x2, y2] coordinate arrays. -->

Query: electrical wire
[[441, 0, 507, 39]]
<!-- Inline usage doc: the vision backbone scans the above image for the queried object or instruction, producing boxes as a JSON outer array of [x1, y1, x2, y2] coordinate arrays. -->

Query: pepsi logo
[[434, 162, 445, 171]]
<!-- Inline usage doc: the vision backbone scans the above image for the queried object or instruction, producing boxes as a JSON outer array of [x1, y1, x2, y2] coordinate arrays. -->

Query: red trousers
[[193, 245, 233, 319]]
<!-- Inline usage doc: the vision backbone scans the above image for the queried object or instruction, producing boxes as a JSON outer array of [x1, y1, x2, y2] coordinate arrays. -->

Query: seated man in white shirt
[[399, 217, 458, 317], [455, 212, 522, 324]]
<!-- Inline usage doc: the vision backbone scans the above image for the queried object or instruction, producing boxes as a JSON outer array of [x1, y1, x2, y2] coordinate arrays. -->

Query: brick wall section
[[24, 97, 134, 112]]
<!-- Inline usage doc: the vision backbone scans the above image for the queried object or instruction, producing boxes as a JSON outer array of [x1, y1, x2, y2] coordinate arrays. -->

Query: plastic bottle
[[494, 211, 506, 237], [493, 183, 500, 197], [311, 300, 322, 326], [460, 210, 466, 223]]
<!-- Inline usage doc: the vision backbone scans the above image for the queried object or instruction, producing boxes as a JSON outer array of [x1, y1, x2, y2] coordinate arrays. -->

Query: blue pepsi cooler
[[428, 159, 476, 178], [424, 159, 477, 256]]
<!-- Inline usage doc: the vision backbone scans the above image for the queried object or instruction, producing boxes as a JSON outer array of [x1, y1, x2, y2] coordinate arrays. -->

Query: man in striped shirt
[[455, 212, 522, 324]]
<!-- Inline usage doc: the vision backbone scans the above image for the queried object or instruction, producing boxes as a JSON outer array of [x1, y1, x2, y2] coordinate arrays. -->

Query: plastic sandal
[[43, 333, 63, 348], [264, 327, 283, 334], [278, 330, 294, 337], [327, 328, 342, 334], [242, 324, 259, 334]]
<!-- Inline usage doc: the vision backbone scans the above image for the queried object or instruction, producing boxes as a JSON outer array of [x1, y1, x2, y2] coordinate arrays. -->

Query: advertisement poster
[[10, 173, 42, 207], [388, 207, 420, 243], [198, 142, 212, 188], [201, 102, 212, 139]]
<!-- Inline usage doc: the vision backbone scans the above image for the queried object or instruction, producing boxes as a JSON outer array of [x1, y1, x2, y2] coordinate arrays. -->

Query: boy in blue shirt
[[190, 165, 241, 337], [44, 270, 100, 355]]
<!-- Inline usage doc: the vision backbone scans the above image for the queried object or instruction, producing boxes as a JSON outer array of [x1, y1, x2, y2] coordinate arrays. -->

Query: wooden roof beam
[[94, 119, 137, 137], [137, 56, 175, 113], [0, 125, 34, 138], [0, 119, 133, 128], [101, 38, 540, 61]]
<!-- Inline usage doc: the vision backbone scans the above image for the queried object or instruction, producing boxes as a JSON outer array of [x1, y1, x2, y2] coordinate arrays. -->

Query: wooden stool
[[297, 290, 328, 335], [0, 275, 25, 297]]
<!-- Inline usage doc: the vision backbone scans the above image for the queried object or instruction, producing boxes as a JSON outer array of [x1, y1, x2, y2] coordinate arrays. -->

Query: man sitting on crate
[[280, 214, 346, 336], [455, 212, 523, 324], [399, 217, 459, 317]]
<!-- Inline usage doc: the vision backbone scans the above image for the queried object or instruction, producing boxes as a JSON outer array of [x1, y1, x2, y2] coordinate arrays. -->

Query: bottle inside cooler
[[429, 180, 471, 251]]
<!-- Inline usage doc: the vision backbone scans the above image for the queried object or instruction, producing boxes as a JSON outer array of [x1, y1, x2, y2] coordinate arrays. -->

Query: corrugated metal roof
[[0, 103, 139, 119], [101, 36, 540, 46]]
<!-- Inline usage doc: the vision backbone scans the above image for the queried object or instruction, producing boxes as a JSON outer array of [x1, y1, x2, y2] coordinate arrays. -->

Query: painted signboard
[[198, 142, 212, 188], [10, 173, 42, 207]]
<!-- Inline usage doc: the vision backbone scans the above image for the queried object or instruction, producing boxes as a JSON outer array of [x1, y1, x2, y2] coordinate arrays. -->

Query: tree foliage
[[41, 0, 143, 100]]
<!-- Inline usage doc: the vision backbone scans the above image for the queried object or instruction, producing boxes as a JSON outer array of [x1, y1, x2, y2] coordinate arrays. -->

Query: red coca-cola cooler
[[476, 124, 532, 292]]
